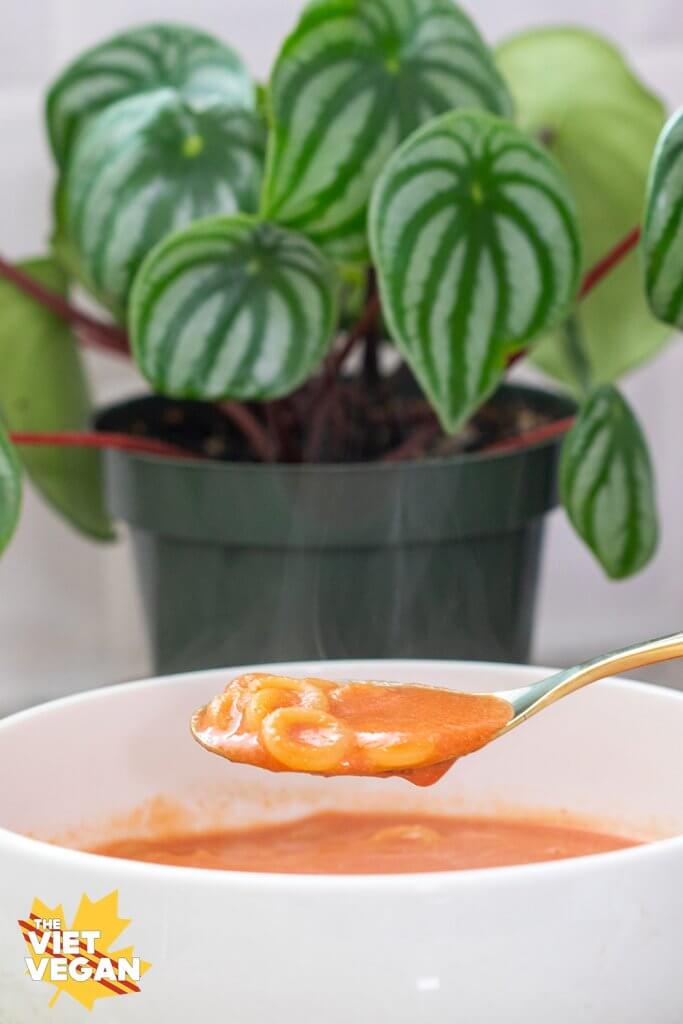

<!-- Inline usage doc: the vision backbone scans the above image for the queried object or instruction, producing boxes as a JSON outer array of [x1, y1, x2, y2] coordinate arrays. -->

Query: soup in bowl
[[1, 659, 682, 1023]]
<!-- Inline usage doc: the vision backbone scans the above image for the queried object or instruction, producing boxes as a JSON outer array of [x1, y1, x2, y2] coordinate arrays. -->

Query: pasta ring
[[242, 678, 328, 732], [207, 692, 241, 732], [362, 735, 435, 771], [261, 707, 351, 772], [242, 674, 326, 697], [371, 825, 442, 844]]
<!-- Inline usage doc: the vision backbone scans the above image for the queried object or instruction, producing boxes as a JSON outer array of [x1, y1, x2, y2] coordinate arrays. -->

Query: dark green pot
[[99, 385, 574, 674]]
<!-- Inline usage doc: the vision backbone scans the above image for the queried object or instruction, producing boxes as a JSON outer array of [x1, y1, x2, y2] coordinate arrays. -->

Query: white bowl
[[1, 660, 683, 1023]]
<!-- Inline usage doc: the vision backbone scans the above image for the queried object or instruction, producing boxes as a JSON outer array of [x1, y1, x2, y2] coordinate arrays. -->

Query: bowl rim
[[2, 659, 683, 891]]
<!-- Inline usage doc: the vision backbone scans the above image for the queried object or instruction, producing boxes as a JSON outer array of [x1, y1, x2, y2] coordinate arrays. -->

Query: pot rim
[[1, 660, 681, 893]]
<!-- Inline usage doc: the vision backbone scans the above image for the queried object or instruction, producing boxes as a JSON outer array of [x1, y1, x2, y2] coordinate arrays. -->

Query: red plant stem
[[265, 404, 283, 461], [303, 388, 338, 463], [268, 398, 303, 461], [383, 422, 441, 462], [484, 416, 576, 455], [384, 415, 577, 463], [326, 292, 382, 381], [0, 254, 129, 355], [506, 225, 643, 371], [303, 291, 382, 461], [269, 399, 300, 462], [219, 401, 277, 462], [579, 226, 642, 299], [10, 431, 192, 459]]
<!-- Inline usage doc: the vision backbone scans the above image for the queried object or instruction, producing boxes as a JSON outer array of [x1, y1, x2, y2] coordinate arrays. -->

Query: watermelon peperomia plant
[[0, 4, 682, 582]]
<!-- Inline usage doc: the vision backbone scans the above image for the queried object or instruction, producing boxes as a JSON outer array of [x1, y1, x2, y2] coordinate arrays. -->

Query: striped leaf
[[0, 258, 113, 540], [644, 108, 683, 329], [369, 110, 582, 432], [47, 23, 254, 168], [262, 0, 513, 262], [498, 28, 669, 390], [0, 423, 21, 555], [561, 386, 658, 579], [62, 89, 266, 318], [130, 215, 339, 401]]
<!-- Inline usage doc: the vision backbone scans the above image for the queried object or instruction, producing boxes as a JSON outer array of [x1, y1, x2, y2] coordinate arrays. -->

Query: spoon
[[192, 632, 683, 785], [492, 630, 683, 740]]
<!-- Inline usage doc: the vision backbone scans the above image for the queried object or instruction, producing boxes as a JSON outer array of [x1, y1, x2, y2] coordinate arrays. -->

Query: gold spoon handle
[[498, 631, 683, 735]]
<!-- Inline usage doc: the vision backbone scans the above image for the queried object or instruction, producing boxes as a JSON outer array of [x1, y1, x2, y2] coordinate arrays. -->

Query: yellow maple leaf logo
[[18, 891, 152, 1011]]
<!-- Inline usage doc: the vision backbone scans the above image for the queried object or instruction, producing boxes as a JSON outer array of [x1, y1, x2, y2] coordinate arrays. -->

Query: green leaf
[[262, 0, 512, 262], [560, 385, 658, 579], [130, 215, 339, 401], [0, 423, 21, 554], [62, 89, 267, 317], [497, 27, 670, 391], [369, 110, 582, 432], [644, 108, 683, 328], [46, 23, 255, 168], [0, 258, 113, 540]]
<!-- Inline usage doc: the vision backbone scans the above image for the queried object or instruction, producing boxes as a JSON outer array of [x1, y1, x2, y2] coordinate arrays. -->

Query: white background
[[1, 0, 683, 711]]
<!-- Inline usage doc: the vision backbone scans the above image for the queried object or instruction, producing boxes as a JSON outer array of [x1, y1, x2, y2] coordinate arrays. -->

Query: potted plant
[[0, 6, 681, 672]]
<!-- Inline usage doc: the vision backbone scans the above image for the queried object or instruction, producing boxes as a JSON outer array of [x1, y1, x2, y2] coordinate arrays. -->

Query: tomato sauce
[[94, 811, 638, 875], [192, 673, 514, 785]]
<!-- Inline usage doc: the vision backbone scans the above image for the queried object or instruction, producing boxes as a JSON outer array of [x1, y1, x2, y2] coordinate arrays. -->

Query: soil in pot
[[96, 368, 561, 466]]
